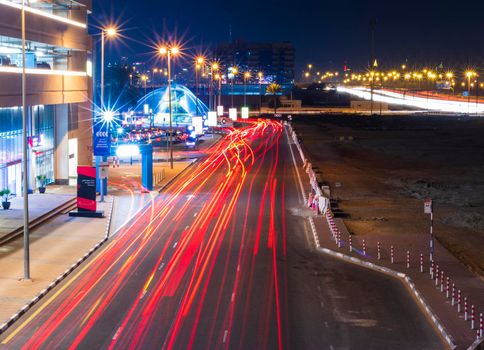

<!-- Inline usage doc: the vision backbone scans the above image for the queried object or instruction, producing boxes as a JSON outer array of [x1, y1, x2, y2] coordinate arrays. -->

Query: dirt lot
[[293, 115, 484, 279]]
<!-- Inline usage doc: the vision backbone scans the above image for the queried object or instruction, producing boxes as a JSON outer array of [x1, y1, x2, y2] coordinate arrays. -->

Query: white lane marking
[[223, 330, 229, 343], [193, 212, 198, 217], [284, 126, 307, 204], [185, 225, 190, 230], [173, 242, 178, 248], [112, 326, 123, 340], [158, 262, 165, 271], [330, 345, 334, 350]]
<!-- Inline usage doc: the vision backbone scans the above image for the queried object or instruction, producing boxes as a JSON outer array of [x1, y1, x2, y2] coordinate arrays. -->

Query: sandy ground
[[293, 114, 484, 279]]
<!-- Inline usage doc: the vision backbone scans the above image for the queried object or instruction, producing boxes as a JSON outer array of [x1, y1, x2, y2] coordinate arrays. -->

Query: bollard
[[363, 239, 366, 256], [337, 232, 341, 248], [471, 305, 475, 330], [477, 329, 480, 341], [390, 245, 394, 264], [446, 277, 450, 298], [458, 290, 461, 313], [420, 253, 423, 273], [430, 260, 434, 279], [465, 297, 468, 321], [349, 235, 352, 252], [451, 283, 455, 306], [435, 265, 439, 286], [480, 313, 483, 337], [440, 271, 444, 293], [377, 241, 381, 260], [406, 250, 410, 269]]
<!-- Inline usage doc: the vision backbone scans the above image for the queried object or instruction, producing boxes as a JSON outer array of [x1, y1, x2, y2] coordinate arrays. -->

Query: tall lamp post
[[99, 26, 117, 202], [243, 72, 251, 107], [258, 72, 263, 115], [215, 74, 222, 106], [159, 45, 180, 169], [465, 70, 476, 114], [231, 67, 238, 108], [195, 56, 205, 115], [210, 62, 219, 111], [20, 0, 30, 280]]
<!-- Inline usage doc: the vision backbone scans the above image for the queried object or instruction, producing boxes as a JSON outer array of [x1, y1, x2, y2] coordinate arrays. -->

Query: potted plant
[[0, 188, 15, 210], [36, 174, 47, 193]]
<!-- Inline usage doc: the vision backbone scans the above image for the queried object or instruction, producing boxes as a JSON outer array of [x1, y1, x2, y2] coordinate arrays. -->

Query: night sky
[[93, 0, 484, 72]]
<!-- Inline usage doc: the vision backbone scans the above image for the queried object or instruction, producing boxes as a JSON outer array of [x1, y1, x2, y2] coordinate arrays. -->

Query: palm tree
[[266, 83, 281, 114]]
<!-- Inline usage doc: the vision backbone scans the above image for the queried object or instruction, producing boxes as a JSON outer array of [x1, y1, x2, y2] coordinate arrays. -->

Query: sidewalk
[[287, 124, 484, 349], [0, 193, 75, 243]]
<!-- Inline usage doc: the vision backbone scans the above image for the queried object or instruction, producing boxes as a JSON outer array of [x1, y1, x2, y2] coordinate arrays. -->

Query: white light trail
[[338, 86, 484, 114]]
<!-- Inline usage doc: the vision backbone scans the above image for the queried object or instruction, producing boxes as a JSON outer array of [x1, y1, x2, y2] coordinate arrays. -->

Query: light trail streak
[[4, 119, 290, 350], [338, 86, 484, 113]]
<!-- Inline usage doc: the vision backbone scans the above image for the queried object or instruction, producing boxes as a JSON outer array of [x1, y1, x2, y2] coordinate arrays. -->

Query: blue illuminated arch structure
[[134, 84, 208, 126]]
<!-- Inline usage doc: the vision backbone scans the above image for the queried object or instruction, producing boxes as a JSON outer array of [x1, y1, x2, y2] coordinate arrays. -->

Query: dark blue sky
[[93, 0, 484, 72]]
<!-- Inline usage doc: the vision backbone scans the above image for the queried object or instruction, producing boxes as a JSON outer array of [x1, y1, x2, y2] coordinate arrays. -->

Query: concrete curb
[[0, 197, 114, 337]]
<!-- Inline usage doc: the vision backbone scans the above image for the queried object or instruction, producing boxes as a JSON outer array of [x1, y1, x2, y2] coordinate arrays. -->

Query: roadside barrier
[[391, 245, 394, 264], [349, 235, 352, 252], [362, 239, 366, 256], [377, 241, 381, 260], [420, 253, 424, 273], [406, 250, 410, 269]]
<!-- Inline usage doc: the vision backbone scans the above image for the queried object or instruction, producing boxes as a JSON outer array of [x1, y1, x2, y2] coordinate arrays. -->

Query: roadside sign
[[77, 166, 96, 212], [424, 198, 432, 214]]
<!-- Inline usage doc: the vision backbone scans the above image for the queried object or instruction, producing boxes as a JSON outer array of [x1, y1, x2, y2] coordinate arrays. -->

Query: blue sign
[[93, 116, 111, 156]]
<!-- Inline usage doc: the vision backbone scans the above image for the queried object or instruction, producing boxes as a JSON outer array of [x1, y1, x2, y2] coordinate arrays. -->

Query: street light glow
[[159, 47, 168, 55], [105, 27, 117, 37]]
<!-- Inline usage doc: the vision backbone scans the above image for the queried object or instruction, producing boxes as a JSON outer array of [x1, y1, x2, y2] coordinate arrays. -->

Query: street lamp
[[258, 72, 263, 114], [215, 73, 222, 106], [230, 66, 238, 108], [159, 45, 180, 169], [243, 72, 251, 107], [20, 0, 30, 279], [209, 62, 219, 111], [101, 26, 117, 108], [195, 56, 205, 115]]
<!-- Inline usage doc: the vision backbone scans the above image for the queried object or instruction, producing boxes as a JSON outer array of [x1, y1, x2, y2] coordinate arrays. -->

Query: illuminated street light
[[258, 72, 263, 114], [244, 72, 251, 106], [159, 45, 180, 169], [195, 56, 205, 115]]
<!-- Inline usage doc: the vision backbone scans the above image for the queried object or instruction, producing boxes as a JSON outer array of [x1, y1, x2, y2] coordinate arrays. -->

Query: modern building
[[0, 0, 93, 194], [213, 40, 295, 86]]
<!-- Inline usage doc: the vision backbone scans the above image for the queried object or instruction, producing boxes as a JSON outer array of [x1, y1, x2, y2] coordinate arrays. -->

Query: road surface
[[0, 120, 443, 349]]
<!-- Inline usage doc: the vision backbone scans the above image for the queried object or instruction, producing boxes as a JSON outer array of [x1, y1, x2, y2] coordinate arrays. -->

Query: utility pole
[[369, 18, 377, 116]]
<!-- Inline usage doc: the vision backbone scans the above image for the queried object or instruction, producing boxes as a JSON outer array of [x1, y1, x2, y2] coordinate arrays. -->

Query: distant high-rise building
[[214, 40, 295, 85]]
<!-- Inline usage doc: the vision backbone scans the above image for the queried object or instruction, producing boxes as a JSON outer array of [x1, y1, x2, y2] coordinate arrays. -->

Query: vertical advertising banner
[[241, 107, 249, 119], [93, 116, 111, 156], [77, 166, 97, 212], [229, 108, 237, 121], [207, 111, 218, 127]]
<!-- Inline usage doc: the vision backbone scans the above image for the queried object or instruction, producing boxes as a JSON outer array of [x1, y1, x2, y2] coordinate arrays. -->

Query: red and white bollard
[[420, 253, 423, 273], [479, 313, 483, 337], [471, 305, 475, 330], [308, 193, 313, 208], [458, 290, 462, 313], [349, 235, 352, 252], [446, 277, 450, 298], [430, 260, 434, 279], [377, 241, 381, 260], [477, 329, 480, 341], [465, 297, 468, 321], [451, 283, 455, 306], [362, 239, 366, 256], [390, 245, 394, 264], [440, 271, 444, 293], [435, 265, 439, 286], [337, 232, 341, 248], [406, 250, 410, 269]]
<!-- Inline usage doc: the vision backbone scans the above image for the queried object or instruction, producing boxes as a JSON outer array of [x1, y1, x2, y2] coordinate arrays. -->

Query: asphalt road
[[0, 120, 443, 349]]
